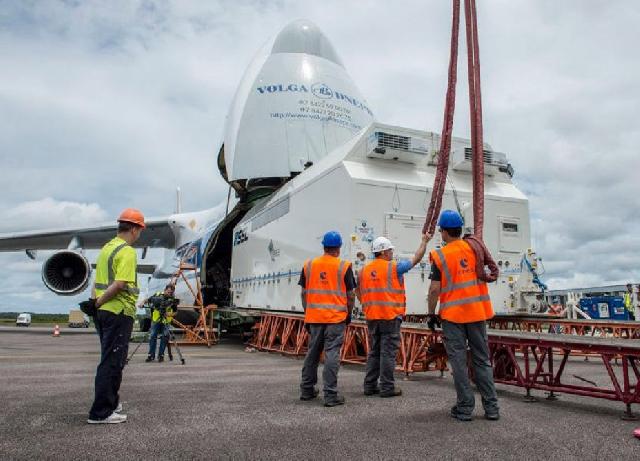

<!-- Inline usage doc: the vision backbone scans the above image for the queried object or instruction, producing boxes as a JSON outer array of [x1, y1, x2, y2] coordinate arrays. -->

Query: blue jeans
[[148, 322, 168, 359]]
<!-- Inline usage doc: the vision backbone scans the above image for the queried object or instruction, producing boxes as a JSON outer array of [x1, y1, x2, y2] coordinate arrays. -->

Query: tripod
[[165, 326, 186, 365], [126, 319, 186, 365], [126, 339, 144, 365]]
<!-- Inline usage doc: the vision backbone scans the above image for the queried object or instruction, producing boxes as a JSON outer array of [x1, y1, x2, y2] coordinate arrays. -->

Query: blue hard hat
[[321, 231, 342, 248], [438, 210, 464, 228]]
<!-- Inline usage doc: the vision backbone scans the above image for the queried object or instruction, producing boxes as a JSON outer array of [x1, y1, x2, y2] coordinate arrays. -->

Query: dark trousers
[[300, 323, 345, 400], [364, 319, 401, 393], [442, 320, 499, 415], [89, 310, 133, 420], [147, 322, 168, 359]]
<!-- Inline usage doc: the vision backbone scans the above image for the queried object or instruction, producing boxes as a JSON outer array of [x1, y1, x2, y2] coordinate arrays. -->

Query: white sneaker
[[115, 403, 123, 413], [87, 411, 127, 424]]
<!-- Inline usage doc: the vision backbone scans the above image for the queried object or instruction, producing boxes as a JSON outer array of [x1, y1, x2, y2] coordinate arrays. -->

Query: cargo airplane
[[0, 20, 543, 317]]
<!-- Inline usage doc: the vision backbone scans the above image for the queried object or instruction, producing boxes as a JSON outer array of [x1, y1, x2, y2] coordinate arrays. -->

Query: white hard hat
[[372, 237, 394, 253]]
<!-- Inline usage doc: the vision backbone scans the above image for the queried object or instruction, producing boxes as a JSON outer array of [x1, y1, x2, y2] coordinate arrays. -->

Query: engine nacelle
[[42, 250, 91, 296]]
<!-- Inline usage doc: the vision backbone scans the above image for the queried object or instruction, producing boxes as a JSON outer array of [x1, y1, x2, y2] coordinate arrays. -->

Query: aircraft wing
[[0, 218, 176, 252]]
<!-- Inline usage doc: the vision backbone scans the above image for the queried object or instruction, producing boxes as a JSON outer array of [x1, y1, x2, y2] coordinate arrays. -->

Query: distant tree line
[[0, 312, 70, 323]]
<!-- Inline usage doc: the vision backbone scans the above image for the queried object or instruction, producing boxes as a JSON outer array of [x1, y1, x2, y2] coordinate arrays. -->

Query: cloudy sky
[[1, 0, 639, 313]]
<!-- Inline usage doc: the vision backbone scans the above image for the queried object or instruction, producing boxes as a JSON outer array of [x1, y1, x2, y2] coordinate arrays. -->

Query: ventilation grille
[[464, 147, 493, 164], [376, 132, 410, 150], [371, 131, 429, 154]]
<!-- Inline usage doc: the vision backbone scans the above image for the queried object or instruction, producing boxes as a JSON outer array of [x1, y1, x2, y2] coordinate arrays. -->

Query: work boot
[[158, 356, 164, 363], [145, 356, 154, 363], [324, 395, 345, 407], [380, 388, 402, 398], [484, 411, 500, 421], [450, 405, 473, 422], [300, 388, 319, 401], [87, 412, 127, 424], [364, 388, 380, 396]]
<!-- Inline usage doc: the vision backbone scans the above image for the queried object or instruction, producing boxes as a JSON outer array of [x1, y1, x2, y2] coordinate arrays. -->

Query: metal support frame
[[487, 315, 640, 339], [169, 262, 218, 347], [489, 331, 640, 420], [250, 313, 640, 418], [250, 314, 447, 375], [250, 314, 308, 355], [406, 314, 640, 339]]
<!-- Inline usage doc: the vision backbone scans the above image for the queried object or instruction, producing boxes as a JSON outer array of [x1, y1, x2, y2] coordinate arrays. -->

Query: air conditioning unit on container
[[452, 147, 513, 177], [366, 131, 431, 165]]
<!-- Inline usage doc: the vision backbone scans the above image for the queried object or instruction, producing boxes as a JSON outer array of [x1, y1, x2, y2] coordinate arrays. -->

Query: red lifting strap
[[423, 0, 485, 238], [465, 0, 485, 239], [423, 0, 497, 280], [423, 0, 460, 237]]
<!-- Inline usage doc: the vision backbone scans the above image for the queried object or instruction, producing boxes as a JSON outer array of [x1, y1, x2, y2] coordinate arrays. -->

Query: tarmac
[[0, 329, 638, 460]]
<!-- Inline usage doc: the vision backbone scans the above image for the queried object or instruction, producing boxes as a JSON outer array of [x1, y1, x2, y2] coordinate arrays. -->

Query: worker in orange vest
[[427, 210, 499, 421], [299, 231, 356, 407], [358, 233, 431, 397]]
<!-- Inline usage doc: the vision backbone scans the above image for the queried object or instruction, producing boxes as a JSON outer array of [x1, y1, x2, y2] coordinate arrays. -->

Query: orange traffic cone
[[52, 324, 60, 337]]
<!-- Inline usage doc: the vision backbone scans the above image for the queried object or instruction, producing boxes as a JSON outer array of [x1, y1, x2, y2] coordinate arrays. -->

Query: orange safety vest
[[302, 255, 351, 324], [359, 259, 406, 320], [430, 239, 493, 324]]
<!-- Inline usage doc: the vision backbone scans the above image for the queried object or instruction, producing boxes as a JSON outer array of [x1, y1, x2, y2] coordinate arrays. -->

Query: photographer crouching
[[145, 284, 179, 363]]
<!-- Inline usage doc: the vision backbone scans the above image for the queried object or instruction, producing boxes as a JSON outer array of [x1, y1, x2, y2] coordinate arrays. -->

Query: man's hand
[[426, 313, 441, 332], [79, 298, 97, 317], [96, 280, 128, 308], [411, 233, 432, 267]]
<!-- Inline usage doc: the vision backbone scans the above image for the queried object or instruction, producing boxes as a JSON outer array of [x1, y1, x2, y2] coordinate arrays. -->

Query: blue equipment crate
[[579, 296, 629, 321]]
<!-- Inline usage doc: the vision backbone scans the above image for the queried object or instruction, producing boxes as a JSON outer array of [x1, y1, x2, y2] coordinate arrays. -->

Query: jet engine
[[42, 250, 91, 295]]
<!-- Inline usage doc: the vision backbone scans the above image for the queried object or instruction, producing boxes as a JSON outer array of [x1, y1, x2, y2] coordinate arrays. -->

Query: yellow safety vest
[[95, 236, 139, 318], [623, 292, 633, 313]]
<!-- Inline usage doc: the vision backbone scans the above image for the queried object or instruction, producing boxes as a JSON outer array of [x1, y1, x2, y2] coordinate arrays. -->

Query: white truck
[[16, 313, 31, 327]]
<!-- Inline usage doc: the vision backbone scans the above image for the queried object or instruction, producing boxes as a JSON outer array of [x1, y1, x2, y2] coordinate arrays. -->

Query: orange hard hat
[[118, 208, 146, 228]]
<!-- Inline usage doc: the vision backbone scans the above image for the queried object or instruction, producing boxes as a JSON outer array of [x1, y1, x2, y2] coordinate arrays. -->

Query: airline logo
[[311, 83, 333, 99], [256, 82, 373, 116]]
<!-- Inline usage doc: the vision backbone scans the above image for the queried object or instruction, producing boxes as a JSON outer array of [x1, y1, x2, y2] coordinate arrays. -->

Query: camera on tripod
[[129, 293, 186, 366], [148, 294, 179, 319]]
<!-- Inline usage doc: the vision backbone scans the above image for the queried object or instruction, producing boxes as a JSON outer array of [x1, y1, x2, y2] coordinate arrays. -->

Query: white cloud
[[0, 198, 109, 232], [0, 0, 639, 311]]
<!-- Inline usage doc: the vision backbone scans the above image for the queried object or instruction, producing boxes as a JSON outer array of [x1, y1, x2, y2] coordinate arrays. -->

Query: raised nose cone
[[220, 19, 375, 184], [270, 19, 344, 67]]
